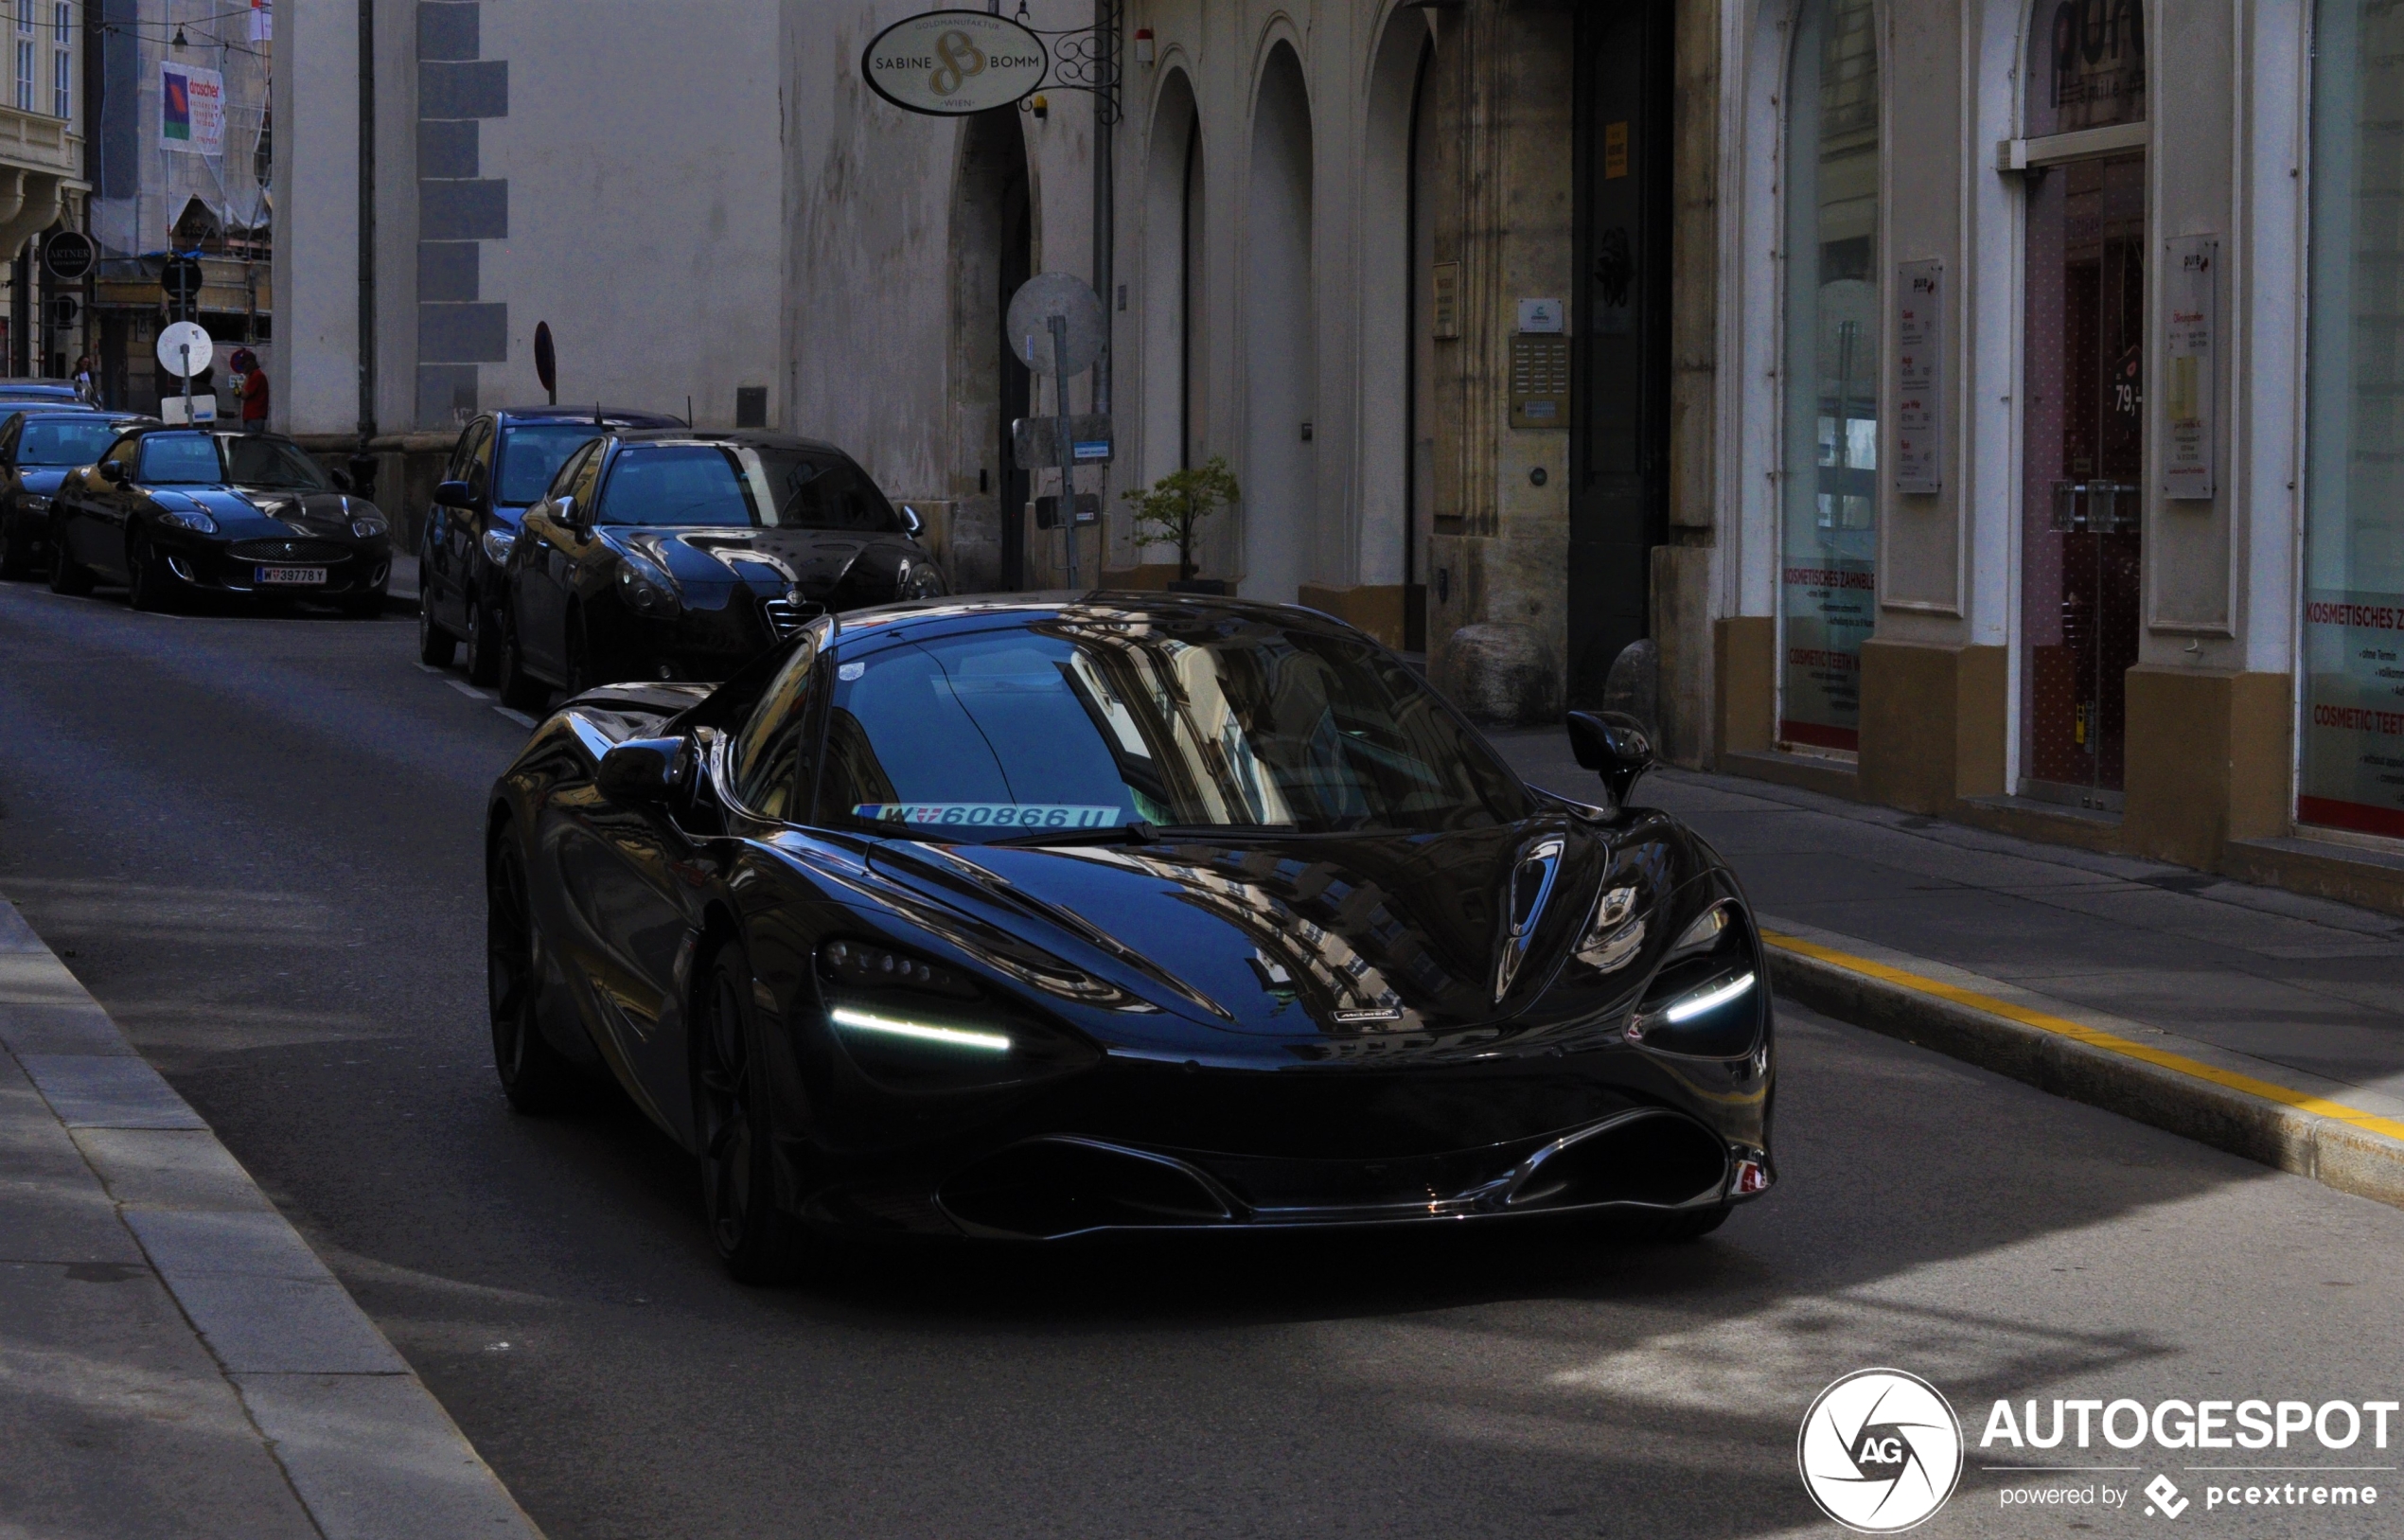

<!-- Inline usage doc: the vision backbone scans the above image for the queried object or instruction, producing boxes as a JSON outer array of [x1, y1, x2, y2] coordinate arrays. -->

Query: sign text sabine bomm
[[861, 10, 1048, 116]]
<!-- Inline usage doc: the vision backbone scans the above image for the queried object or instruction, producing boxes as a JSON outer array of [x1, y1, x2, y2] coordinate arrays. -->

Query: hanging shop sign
[[2163, 236, 2217, 501], [42, 231, 94, 281], [1893, 260, 1944, 496], [160, 61, 226, 155], [861, 10, 1049, 116]]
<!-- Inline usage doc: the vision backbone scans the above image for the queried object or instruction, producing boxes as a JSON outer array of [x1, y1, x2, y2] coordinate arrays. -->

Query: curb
[[1761, 922, 2404, 1213], [0, 894, 544, 1539]]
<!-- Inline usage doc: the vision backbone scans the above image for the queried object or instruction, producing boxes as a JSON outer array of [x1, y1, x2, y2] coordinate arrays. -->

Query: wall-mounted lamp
[[1134, 27, 1155, 65]]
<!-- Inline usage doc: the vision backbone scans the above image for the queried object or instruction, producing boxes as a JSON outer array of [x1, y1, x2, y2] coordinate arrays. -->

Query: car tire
[[47, 535, 93, 595], [0, 517, 29, 580], [417, 594, 456, 663], [462, 599, 499, 684], [693, 941, 811, 1284], [486, 832, 577, 1114], [126, 535, 178, 612], [497, 611, 548, 712]]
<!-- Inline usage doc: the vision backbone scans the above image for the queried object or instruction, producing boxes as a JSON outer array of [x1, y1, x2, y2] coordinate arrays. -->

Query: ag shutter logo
[[2144, 1474, 2189, 1518], [1799, 1369, 1966, 1532]]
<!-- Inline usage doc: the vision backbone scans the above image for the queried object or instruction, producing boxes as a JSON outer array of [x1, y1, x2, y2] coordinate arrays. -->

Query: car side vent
[[762, 595, 823, 640]]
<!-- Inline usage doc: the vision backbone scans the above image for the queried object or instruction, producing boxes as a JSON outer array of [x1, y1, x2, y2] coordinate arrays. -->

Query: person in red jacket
[[230, 347, 269, 432]]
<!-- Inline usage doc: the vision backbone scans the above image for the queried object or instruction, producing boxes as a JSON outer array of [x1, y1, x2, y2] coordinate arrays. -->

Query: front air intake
[[938, 1138, 1247, 1239], [1503, 1110, 1729, 1211]]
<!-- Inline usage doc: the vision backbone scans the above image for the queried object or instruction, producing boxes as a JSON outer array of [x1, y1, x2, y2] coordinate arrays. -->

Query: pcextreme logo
[[1799, 1369, 1967, 1532]]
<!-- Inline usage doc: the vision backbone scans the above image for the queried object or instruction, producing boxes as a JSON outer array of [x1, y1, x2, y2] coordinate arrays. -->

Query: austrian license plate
[[256, 565, 327, 586]]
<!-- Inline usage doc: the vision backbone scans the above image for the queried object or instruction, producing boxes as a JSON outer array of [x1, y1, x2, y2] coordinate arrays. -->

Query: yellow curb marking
[[1762, 929, 2404, 1147]]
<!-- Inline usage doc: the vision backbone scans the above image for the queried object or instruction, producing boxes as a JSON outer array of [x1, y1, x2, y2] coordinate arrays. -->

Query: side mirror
[[1565, 709, 1654, 814], [595, 735, 687, 805], [550, 495, 581, 527], [433, 478, 475, 509], [329, 468, 355, 493], [97, 460, 127, 485], [898, 504, 925, 538]]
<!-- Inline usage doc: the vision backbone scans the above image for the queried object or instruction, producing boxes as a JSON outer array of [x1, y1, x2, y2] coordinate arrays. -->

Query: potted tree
[[1122, 455, 1240, 594]]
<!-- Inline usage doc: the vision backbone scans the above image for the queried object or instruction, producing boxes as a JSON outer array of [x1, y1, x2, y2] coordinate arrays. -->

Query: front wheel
[[126, 535, 178, 612], [496, 610, 548, 712], [462, 599, 500, 684], [486, 834, 576, 1113], [48, 534, 93, 595], [693, 943, 811, 1283], [0, 516, 31, 580]]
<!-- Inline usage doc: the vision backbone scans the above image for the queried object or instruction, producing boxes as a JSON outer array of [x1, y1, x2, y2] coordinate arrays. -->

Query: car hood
[[861, 821, 1633, 1039], [153, 486, 382, 540], [16, 468, 72, 495], [609, 525, 922, 598]]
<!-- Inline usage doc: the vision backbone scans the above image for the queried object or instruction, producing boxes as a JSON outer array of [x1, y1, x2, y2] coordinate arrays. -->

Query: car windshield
[[494, 422, 603, 504], [18, 419, 123, 466], [597, 444, 899, 531], [137, 434, 227, 484], [814, 614, 1529, 839], [223, 438, 332, 489]]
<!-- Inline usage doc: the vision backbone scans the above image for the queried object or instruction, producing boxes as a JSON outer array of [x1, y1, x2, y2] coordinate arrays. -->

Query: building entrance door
[[2020, 150, 2145, 807], [1567, 0, 1672, 706]]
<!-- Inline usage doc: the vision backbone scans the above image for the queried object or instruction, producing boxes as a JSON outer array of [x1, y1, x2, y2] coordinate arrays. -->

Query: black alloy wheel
[[496, 610, 548, 713], [565, 616, 601, 697], [126, 534, 178, 612], [693, 943, 810, 1283], [0, 515, 29, 580], [486, 833, 575, 1113], [417, 593, 456, 663], [417, 543, 456, 663], [462, 599, 499, 684], [47, 533, 92, 595]]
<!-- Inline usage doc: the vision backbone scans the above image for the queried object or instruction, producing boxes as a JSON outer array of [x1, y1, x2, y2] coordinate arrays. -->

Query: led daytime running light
[[829, 1005, 1011, 1053], [1663, 971, 1757, 1023]]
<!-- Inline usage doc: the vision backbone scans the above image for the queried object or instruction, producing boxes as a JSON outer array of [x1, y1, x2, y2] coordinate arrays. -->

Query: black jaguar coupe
[[487, 595, 1775, 1280], [48, 427, 392, 613]]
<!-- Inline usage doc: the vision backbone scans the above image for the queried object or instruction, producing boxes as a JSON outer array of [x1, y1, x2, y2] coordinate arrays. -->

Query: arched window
[[2305, 0, 2404, 839], [1779, 0, 1881, 753]]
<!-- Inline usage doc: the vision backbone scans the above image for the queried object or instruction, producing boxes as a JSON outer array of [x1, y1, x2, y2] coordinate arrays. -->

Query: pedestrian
[[72, 353, 96, 405], [230, 347, 268, 433]]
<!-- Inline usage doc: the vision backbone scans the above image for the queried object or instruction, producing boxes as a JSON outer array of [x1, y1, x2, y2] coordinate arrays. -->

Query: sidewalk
[[0, 894, 540, 1539], [1489, 730, 2404, 1207]]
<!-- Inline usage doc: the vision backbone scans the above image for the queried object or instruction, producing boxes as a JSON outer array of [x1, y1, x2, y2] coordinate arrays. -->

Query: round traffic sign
[[161, 255, 204, 302], [43, 231, 94, 281], [1006, 273, 1108, 377], [861, 9, 1048, 116], [156, 320, 214, 377]]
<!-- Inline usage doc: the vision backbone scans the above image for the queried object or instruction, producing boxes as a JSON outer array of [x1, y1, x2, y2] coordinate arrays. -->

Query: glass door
[[2021, 150, 2146, 808]]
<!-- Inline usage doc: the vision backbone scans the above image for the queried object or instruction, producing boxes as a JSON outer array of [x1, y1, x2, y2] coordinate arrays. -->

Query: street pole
[[1091, 0, 1114, 419], [1051, 314, 1077, 588]]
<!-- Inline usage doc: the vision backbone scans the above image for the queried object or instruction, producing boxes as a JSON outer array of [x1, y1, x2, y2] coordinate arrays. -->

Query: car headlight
[[479, 526, 517, 566], [896, 558, 946, 600], [350, 512, 389, 539], [615, 550, 681, 616], [1625, 899, 1764, 1058], [816, 938, 1098, 1091], [157, 507, 217, 533]]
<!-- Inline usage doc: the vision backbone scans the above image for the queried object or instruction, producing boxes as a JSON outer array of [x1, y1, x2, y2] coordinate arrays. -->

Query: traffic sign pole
[[1052, 316, 1077, 588]]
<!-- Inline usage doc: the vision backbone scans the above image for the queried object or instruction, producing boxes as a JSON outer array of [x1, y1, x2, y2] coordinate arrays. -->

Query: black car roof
[[824, 593, 1375, 654], [492, 405, 684, 427], [604, 429, 847, 456]]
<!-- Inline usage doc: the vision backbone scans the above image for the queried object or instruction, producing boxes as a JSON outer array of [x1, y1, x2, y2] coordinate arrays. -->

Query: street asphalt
[[3, 577, 2402, 1539]]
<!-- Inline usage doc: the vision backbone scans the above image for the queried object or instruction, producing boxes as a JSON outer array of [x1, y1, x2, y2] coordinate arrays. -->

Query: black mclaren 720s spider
[[486, 593, 1775, 1280]]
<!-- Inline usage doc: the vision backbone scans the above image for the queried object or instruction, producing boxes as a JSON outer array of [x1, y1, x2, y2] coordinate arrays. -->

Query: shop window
[[2305, 0, 2404, 841], [1778, 0, 1881, 752], [2018, 0, 2145, 808]]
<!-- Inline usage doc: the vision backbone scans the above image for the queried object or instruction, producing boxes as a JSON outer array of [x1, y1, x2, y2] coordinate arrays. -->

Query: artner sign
[[861, 10, 1048, 116]]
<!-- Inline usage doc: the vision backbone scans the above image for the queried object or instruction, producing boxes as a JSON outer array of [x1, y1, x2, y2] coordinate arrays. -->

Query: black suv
[[416, 405, 683, 679]]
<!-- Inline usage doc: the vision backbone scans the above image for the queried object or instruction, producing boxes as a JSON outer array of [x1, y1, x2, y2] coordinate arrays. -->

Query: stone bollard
[[1435, 622, 1558, 725]]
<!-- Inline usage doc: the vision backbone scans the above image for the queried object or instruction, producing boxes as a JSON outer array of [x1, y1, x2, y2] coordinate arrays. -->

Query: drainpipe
[[353, 0, 377, 493]]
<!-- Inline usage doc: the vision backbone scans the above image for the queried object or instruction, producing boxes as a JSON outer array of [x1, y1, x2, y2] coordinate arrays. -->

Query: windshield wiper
[[981, 821, 1160, 848]]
